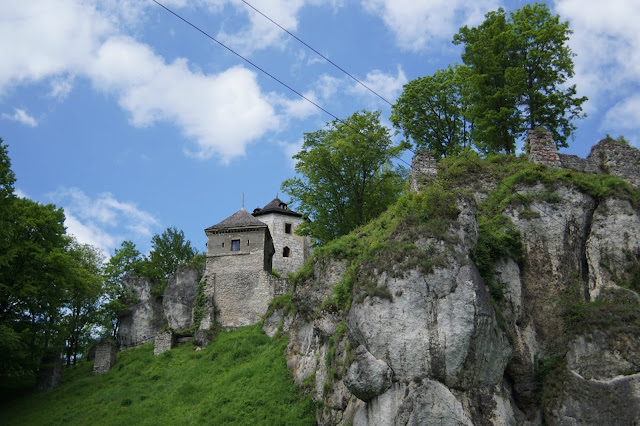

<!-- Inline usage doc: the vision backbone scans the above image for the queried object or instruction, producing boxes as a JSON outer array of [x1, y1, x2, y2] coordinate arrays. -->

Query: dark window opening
[[247, 240, 250, 246], [231, 240, 240, 252], [285, 223, 292, 234], [283, 246, 290, 257], [221, 242, 224, 247]]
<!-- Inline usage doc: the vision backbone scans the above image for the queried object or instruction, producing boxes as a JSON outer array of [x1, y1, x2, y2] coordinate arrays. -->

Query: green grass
[[0, 325, 316, 425]]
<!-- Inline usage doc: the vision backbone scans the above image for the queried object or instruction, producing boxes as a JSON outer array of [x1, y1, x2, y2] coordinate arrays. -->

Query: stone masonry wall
[[154, 330, 175, 355], [258, 213, 309, 276], [527, 128, 562, 168], [409, 150, 438, 192], [526, 131, 640, 187], [93, 340, 117, 374]]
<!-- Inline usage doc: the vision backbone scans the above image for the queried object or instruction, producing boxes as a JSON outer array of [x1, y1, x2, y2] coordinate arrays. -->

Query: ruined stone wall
[[409, 150, 437, 192], [587, 139, 640, 187], [257, 213, 309, 276], [93, 340, 117, 374], [527, 131, 640, 187], [154, 330, 175, 355], [527, 128, 561, 168]]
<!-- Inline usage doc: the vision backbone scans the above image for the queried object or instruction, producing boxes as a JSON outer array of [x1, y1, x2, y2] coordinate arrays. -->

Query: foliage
[[391, 66, 473, 159], [0, 325, 316, 425], [281, 110, 407, 244], [191, 280, 208, 332], [140, 227, 198, 297], [453, 3, 587, 152], [101, 241, 142, 339]]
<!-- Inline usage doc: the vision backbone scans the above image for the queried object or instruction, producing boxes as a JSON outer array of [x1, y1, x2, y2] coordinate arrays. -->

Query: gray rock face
[[163, 265, 201, 330], [344, 345, 393, 401], [118, 273, 165, 349], [269, 172, 640, 425]]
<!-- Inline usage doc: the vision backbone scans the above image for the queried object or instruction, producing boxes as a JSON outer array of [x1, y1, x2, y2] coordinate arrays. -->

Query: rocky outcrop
[[163, 265, 202, 330], [118, 273, 165, 350], [266, 154, 640, 425]]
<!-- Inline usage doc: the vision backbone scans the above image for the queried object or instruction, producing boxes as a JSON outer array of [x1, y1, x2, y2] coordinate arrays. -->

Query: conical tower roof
[[205, 208, 267, 232]]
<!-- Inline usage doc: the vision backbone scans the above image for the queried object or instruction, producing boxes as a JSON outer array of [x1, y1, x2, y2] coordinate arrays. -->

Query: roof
[[252, 197, 303, 218], [205, 208, 267, 232]]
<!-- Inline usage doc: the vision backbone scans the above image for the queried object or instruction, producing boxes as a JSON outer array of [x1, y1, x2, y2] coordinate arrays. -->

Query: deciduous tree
[[282, 110, 406, 244], [391, 66, 473, 159]]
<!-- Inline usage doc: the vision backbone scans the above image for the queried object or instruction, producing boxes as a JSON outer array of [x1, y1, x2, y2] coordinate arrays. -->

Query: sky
[[1, 0, 639, 258]]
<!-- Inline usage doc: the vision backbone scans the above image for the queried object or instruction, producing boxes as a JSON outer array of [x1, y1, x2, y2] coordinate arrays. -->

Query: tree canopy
[[281, 110, 406, 244], [393, 3, 586, 156], [391, 66, 472, 159]]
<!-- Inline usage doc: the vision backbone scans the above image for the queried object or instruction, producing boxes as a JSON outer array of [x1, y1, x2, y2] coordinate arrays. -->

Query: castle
[[198, 197, 312, 329], [117, 197, 312, 352]]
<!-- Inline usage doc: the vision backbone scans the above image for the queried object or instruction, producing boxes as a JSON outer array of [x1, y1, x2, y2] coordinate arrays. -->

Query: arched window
[[283, 246, 290, 258]]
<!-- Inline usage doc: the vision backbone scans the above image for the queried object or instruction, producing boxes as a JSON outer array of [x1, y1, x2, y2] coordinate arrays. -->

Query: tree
[[281, 110, 407, 244], [63, 239, 104, 366], [100, 241, 142, 339], [453, 3, 586, 152], [391, 65, 473, 159], [141, 227, 197, 296]]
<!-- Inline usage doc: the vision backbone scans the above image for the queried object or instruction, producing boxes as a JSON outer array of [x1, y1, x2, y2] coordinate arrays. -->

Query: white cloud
[[2, 108, 38, 127], [87, 36, 280, 160], [50, 188, 160, 256], [554, 0, 640, 139], [361, 0, 498, 51], [49, 76, 75, 101], [0, 0, 113, 93], [348, 66, 407, 104], [14, 188, 29, 199]]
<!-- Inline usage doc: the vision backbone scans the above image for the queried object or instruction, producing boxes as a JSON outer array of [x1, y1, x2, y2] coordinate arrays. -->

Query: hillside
[[0, 325, 315, 425]]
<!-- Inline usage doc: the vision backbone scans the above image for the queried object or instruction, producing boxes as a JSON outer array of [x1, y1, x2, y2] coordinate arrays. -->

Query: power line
[[241, 0, 393, 107], [150, 0, 413, 167], [151, 0, 340, 123]]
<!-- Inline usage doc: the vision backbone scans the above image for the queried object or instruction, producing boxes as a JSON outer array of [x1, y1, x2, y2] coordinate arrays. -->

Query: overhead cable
[[151, 0, 412, 167]]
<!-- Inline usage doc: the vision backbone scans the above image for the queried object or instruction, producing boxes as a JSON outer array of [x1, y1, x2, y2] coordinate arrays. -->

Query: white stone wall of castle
[[257, 213, 308, 276]]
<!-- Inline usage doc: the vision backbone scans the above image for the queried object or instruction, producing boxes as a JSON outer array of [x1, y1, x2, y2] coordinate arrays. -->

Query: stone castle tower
[[200, 199, 311, 329], [252, 197, 312, 276]]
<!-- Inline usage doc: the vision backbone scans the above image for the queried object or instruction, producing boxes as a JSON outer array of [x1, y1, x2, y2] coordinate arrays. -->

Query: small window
[[221, 242, 224, 248], [247, 240, 250, 246], [231, 239, 240, 252], [285, 223, 292, 234], [283, 247, 290, 257]]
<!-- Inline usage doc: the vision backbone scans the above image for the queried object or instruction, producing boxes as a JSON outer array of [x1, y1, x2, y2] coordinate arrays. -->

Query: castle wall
[[206, 227, 273, 272], [257, 213, 309, 276], [201, 271, 289, 328]]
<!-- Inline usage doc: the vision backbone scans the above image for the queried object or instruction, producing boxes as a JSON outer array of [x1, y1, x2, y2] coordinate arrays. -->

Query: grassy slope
[[0, 325, 315, 425]]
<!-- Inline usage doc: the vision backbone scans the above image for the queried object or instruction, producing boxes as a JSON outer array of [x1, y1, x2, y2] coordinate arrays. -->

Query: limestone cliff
[[118, 264, 203, 348], [265, 151, 640, 425]]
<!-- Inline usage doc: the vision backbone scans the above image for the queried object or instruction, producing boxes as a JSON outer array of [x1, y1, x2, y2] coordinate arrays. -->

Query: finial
[[242, 193, 245, 209]]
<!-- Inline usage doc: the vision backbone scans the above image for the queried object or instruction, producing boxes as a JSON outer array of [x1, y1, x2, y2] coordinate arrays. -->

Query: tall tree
[[391, 65, 473, 159], [453, 3, 586, 151], [281, 110, 407, 244], [101, 241, 142, 339], [141, 227, 197, 296]]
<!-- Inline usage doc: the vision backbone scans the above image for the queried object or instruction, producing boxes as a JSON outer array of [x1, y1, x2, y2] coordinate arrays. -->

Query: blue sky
[[1, 0, 638, 257]]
